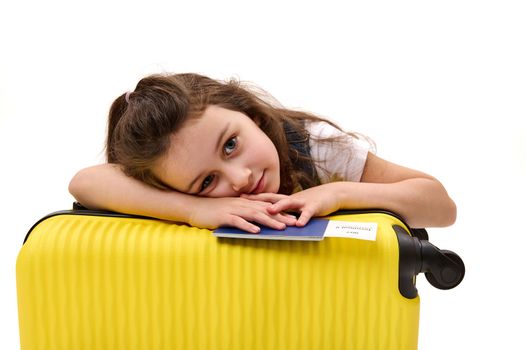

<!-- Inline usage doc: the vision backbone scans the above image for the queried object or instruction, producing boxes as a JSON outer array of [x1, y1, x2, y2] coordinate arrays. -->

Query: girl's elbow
[[68, 172, 82, 198], [431, 179, 457, 227], [68, 169, 92, 204], [440, 197, 457, 227]]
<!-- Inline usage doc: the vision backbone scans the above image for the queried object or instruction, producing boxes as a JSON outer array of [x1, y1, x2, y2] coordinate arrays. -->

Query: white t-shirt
[[306, 121, 372, 183]]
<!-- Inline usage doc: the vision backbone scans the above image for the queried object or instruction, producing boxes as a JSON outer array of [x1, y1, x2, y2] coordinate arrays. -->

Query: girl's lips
[[251, 172, 265, 194]]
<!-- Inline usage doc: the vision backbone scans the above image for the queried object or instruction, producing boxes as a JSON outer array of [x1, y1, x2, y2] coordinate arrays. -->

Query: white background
[[1, 1, 525, 349]]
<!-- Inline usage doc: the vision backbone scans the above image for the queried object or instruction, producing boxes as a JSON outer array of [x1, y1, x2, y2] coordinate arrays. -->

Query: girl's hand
[[241, 183, 342, 227], [188, 196, 297, 233]]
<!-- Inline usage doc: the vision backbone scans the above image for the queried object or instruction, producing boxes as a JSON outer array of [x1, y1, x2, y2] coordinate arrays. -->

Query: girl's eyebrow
[[185, 122, 230, 193]]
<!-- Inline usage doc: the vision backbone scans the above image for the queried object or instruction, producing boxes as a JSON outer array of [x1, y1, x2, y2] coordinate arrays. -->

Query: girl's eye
[[223, 137, 238, 155], [200, 175, 215, 191]]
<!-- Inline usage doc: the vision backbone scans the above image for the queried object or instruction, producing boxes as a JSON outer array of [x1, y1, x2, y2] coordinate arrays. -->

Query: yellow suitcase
[[16, 209, 464, 349]]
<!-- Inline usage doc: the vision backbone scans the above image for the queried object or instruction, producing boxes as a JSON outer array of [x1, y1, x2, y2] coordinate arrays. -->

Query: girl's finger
[[240, 209, 287, 230], [228, 215, 261, 233], [241, 193, 287, 203], [275, 213, 297, 226], [268, 198, 302, 214], [253, 215, 287, 230], [296, 209, 314, 227]]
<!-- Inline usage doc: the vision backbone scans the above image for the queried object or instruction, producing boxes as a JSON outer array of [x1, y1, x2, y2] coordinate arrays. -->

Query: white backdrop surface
[[1, 1, 525, 349]]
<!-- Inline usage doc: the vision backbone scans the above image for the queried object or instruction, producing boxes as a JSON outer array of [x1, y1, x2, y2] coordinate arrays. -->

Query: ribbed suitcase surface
[[17, 211, 420, 349]]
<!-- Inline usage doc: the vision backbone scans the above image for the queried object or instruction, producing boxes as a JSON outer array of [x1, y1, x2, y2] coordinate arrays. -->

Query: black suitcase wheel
[[424, 250, 465, 290]]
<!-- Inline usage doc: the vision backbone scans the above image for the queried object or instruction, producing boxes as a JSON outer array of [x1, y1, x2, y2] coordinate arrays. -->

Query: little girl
[[69, 73, 456, 232]]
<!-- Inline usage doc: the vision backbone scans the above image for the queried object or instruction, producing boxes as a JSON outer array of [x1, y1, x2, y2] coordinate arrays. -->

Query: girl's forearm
[[68, 164, 196, 223], [332, 179, 457, 228]]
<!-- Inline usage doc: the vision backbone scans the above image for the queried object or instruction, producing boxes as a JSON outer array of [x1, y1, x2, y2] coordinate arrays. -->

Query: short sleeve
[[307, 121, 372, 183]]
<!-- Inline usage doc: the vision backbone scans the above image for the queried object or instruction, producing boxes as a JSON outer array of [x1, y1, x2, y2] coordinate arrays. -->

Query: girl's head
[[152, 105, 281, 197], [107, 73, 318, 195]]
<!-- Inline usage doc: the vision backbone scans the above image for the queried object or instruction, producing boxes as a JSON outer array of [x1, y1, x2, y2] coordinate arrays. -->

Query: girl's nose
[[229, 167, 252, 193]]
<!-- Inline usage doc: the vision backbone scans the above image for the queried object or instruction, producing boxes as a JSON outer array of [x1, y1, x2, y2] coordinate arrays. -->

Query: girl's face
[[153, 105, 281, 197]]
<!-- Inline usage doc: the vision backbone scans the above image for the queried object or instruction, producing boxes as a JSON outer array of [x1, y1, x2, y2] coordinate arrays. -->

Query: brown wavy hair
[[106, 73, 355, 194]]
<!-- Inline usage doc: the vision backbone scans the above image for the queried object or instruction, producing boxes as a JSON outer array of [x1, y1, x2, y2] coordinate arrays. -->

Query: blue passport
[[213, 218, 329, 241]]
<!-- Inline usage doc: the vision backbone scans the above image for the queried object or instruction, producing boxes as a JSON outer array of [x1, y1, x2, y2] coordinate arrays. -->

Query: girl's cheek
[[206, 183, 235, 198]]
